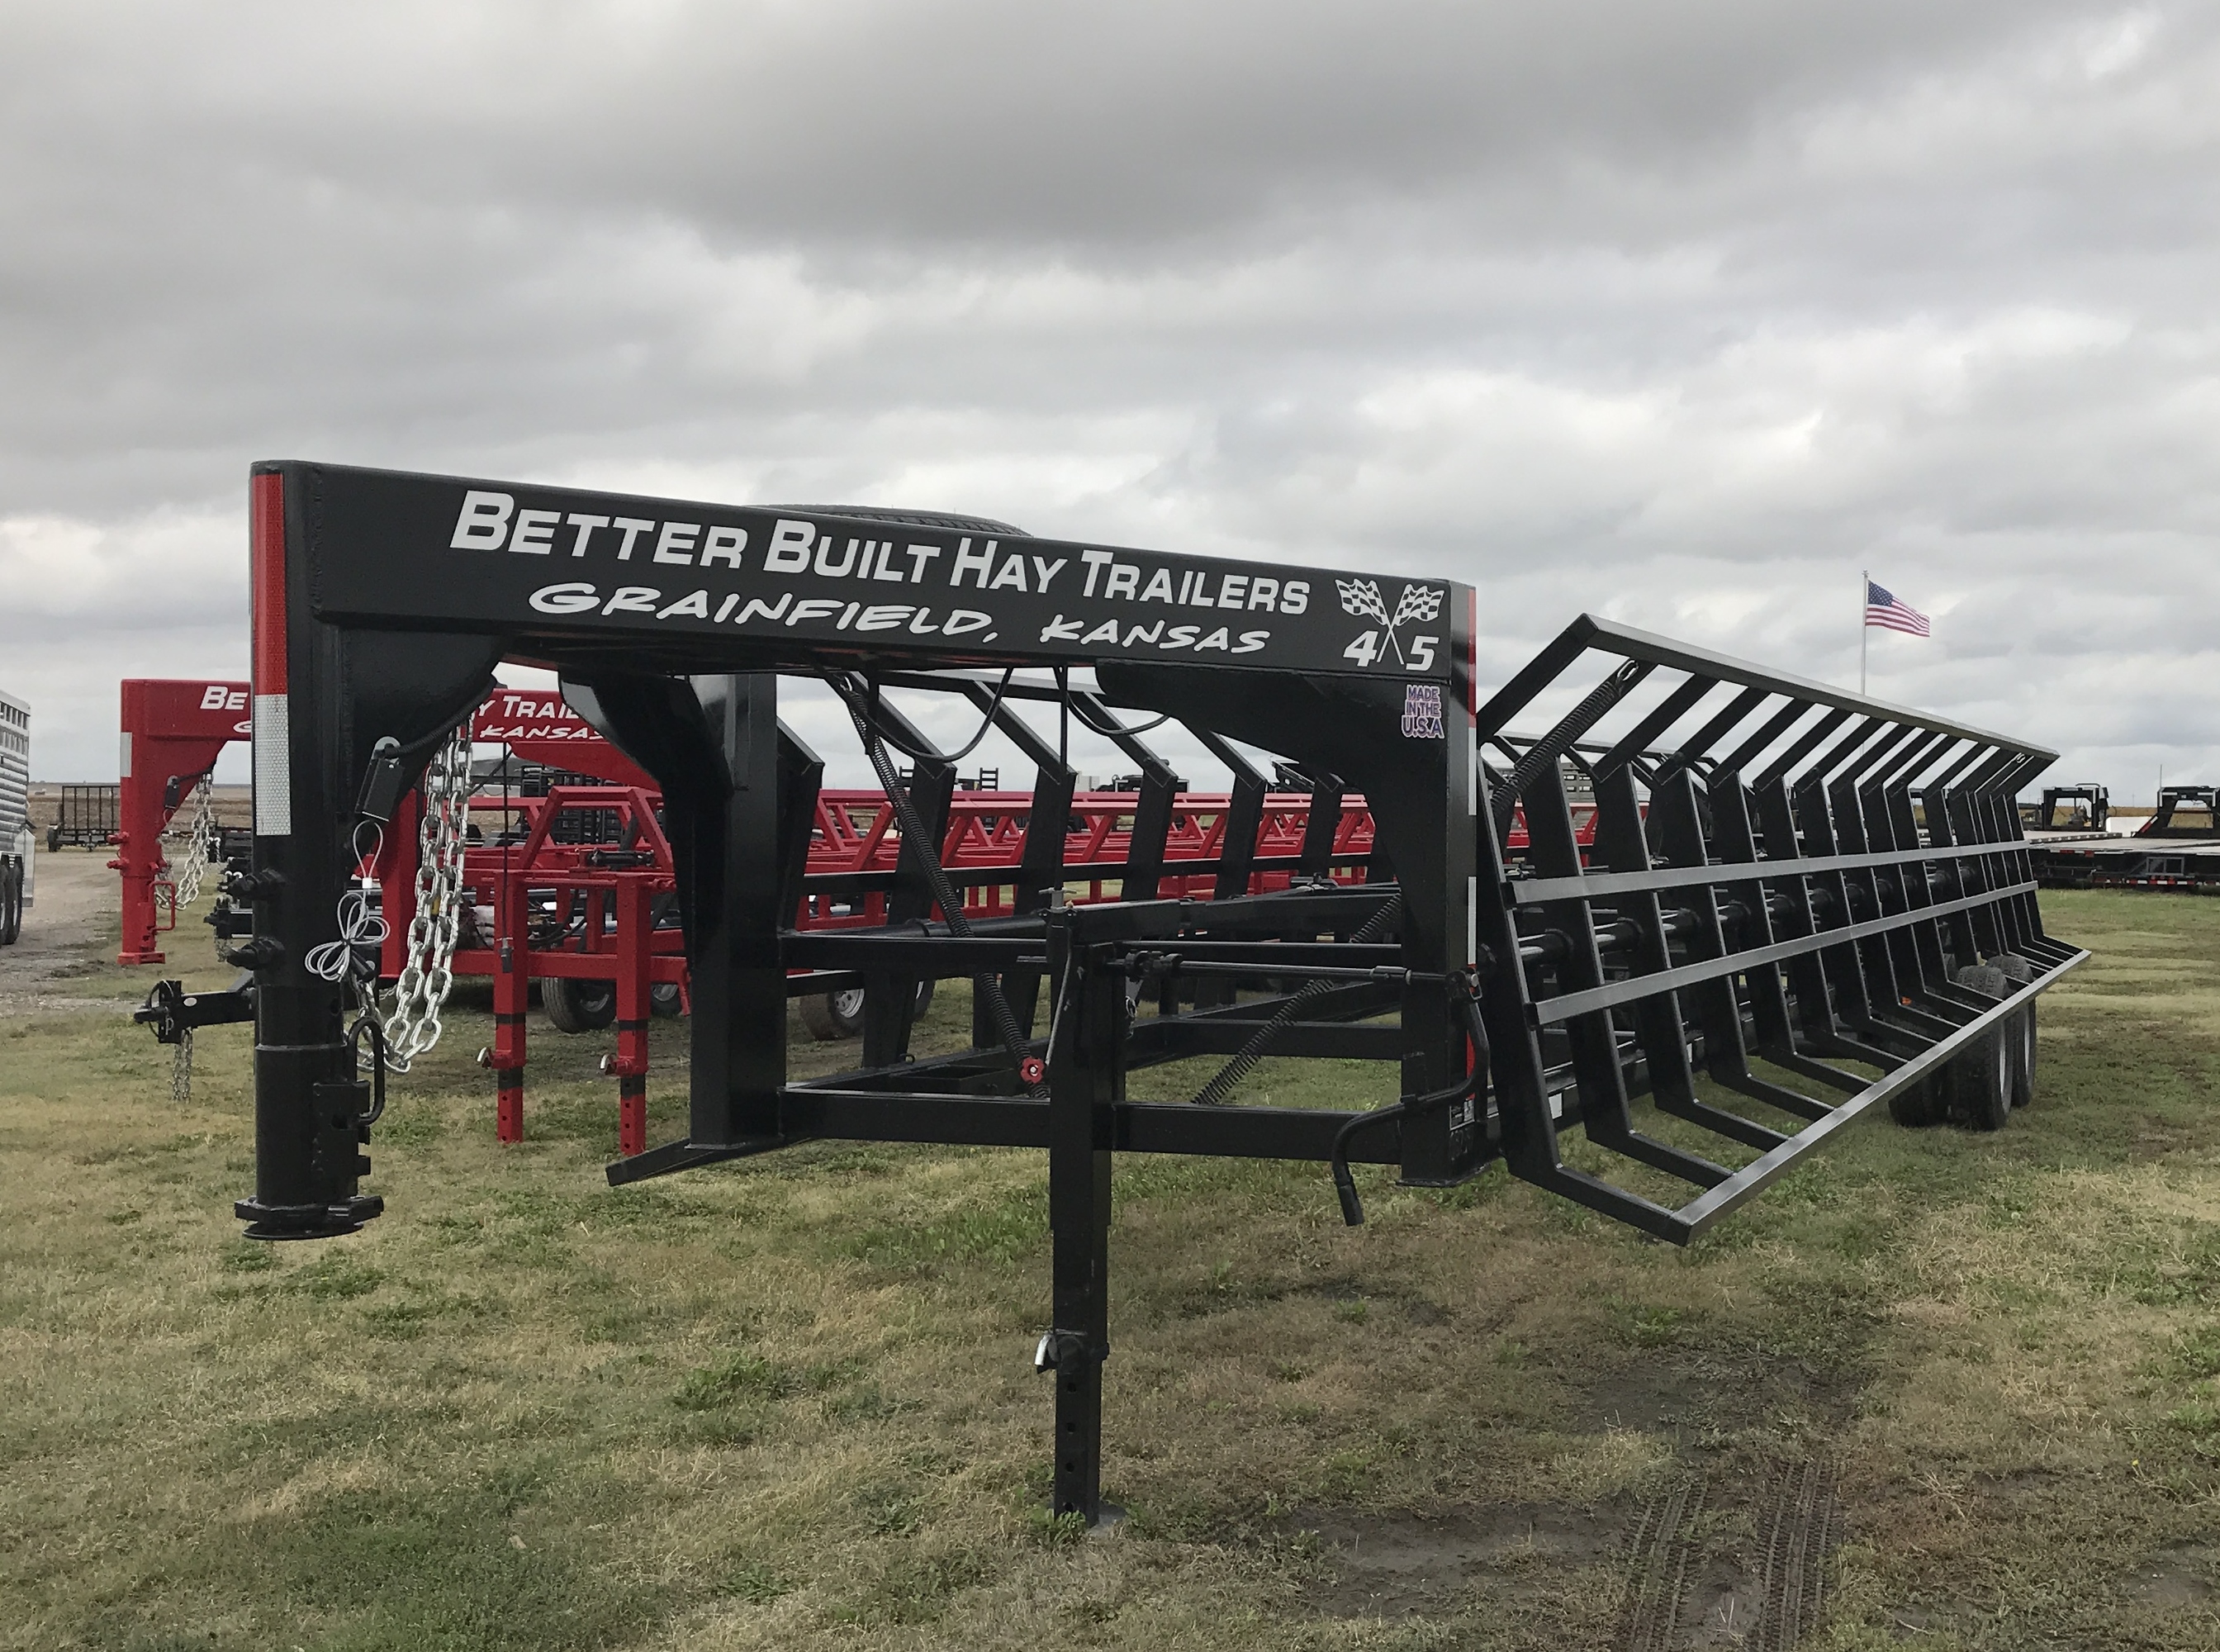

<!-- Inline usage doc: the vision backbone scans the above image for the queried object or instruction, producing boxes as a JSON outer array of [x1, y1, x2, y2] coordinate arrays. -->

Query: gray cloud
[[2, 0, 2215, 797]]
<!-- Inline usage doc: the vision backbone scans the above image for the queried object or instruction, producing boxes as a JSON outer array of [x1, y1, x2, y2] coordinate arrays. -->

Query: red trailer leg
[[611, 877, 650, 1156], [491, 871, 529, 1142]]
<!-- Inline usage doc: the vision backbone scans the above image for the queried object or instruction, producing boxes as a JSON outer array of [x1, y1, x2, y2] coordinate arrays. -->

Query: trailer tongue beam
[[233, 460, 2079, 1524]]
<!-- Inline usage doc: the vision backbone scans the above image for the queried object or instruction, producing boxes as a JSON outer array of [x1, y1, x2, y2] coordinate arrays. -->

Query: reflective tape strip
[[119, 731, 132, 780], [253, 695, 291, 837], [250, 472, 287, 695]]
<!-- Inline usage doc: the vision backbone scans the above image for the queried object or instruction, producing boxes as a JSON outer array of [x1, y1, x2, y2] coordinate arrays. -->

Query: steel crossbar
[[1531, 881, 2043, 1025]]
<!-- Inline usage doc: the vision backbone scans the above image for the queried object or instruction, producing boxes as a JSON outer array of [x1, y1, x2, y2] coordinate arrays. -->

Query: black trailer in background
[[2028, 783, 2220, 890], [48, 782, 119, 850], [214, 462, 2083, 1523]]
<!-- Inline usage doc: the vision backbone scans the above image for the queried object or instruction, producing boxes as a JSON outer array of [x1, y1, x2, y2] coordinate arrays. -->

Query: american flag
[[1864, 579, 1930, 638]]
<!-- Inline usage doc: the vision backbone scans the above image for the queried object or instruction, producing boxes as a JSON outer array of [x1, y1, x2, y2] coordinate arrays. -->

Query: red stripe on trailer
[[250, 472, 287, 695], [1466, 589, 1478, 725]]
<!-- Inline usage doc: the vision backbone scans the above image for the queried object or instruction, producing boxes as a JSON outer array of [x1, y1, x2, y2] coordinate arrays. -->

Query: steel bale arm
[[1471, 615, 2085, 1243]]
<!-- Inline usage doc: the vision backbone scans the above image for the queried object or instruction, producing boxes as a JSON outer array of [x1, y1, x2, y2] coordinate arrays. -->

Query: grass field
[[2, 882, 2218, 1649]]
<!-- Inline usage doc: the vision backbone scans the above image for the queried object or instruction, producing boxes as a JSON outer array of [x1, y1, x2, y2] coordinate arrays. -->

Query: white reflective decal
[[253, 695, 291, 836]]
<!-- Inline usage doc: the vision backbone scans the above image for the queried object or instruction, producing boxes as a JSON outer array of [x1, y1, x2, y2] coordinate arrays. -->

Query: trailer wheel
[[799, 978, 935, 1042], [45, 825, 60, 854], [0, 864, 19, 947], [800, 985, 864, 1040], [1949, 1028, 2013, 1132], [1989, 954, 2036, 1110], [544, 976, 618, 1033], [650, 980, 684, 1018], [2009, 1002, 2037, 1109]]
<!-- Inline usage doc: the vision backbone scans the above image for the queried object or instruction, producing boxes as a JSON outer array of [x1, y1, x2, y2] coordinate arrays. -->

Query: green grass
[[3, 886, 2220, 1646]]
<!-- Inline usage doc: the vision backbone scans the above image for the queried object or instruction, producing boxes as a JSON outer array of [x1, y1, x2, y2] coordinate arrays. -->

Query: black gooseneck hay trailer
[[227, 461, 2082, 1525]]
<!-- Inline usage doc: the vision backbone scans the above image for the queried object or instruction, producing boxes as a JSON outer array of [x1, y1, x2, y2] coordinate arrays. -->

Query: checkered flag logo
[[1392, 584, 1442, 628], [1337, 577, 1445, 667], [1338, 578, 1389, 624]]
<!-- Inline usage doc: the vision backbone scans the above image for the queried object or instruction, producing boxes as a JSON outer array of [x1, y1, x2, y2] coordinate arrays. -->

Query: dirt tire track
[[1753, 1456, 1839, 1650], [1617, 1471, 1706, 1652]]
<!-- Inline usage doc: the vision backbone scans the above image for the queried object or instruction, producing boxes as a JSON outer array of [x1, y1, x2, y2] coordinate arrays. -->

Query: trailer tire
[[1954, 962, 2009, 999], [650, 980, 684, 1018], [2009, 1002, 2037, 1109], [45, 825, 60, 854], [799, 978, 935, 1042], [0, 864, 19, 947], [1949, 1027, 2013, 1132], [1887, 1071, 1945, 1127], [1988, 953, 2035, 1109], [544, 976, 618, 1033], [800, 985, 863, 1040]]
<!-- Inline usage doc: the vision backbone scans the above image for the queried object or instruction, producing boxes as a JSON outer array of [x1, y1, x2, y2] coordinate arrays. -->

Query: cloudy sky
[[2, 0, 2214, 796]]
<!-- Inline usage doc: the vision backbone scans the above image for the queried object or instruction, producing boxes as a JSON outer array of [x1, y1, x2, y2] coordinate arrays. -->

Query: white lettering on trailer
[[564, 513, 609, 556], [764, 520, 814, 572], [529, 582, 599, 614], [950, 538, 996, 588], [652, 523, 700, 565], [510, 509, 561, 554], [519, 578, 1283, 658], [1036, 615, 1272, 655], [472, 505, 1312, 643], [451, 491, 515, 549]]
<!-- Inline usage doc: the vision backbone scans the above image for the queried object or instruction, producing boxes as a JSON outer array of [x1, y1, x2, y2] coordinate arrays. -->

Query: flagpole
[[1859, 568, 1867, 696]]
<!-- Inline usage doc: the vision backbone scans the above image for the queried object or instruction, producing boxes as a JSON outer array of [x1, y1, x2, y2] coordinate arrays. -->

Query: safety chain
[[164, 776, 221, 910], [171, 1030, 193, 1104], [380, 725, 473, 1072]]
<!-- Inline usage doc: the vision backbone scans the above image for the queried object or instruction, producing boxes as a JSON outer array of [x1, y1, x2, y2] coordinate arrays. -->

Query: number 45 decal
[[1345, 632, 1438, 671], [1335, 578, 1448, 671]]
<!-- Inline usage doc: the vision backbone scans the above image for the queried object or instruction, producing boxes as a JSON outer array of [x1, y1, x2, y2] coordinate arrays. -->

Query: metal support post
[[1043, 909, 1114, 1523], [491, 868, 529, 1142], [613, 876, 651, 1157], [690, 673, 786, 1146]]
